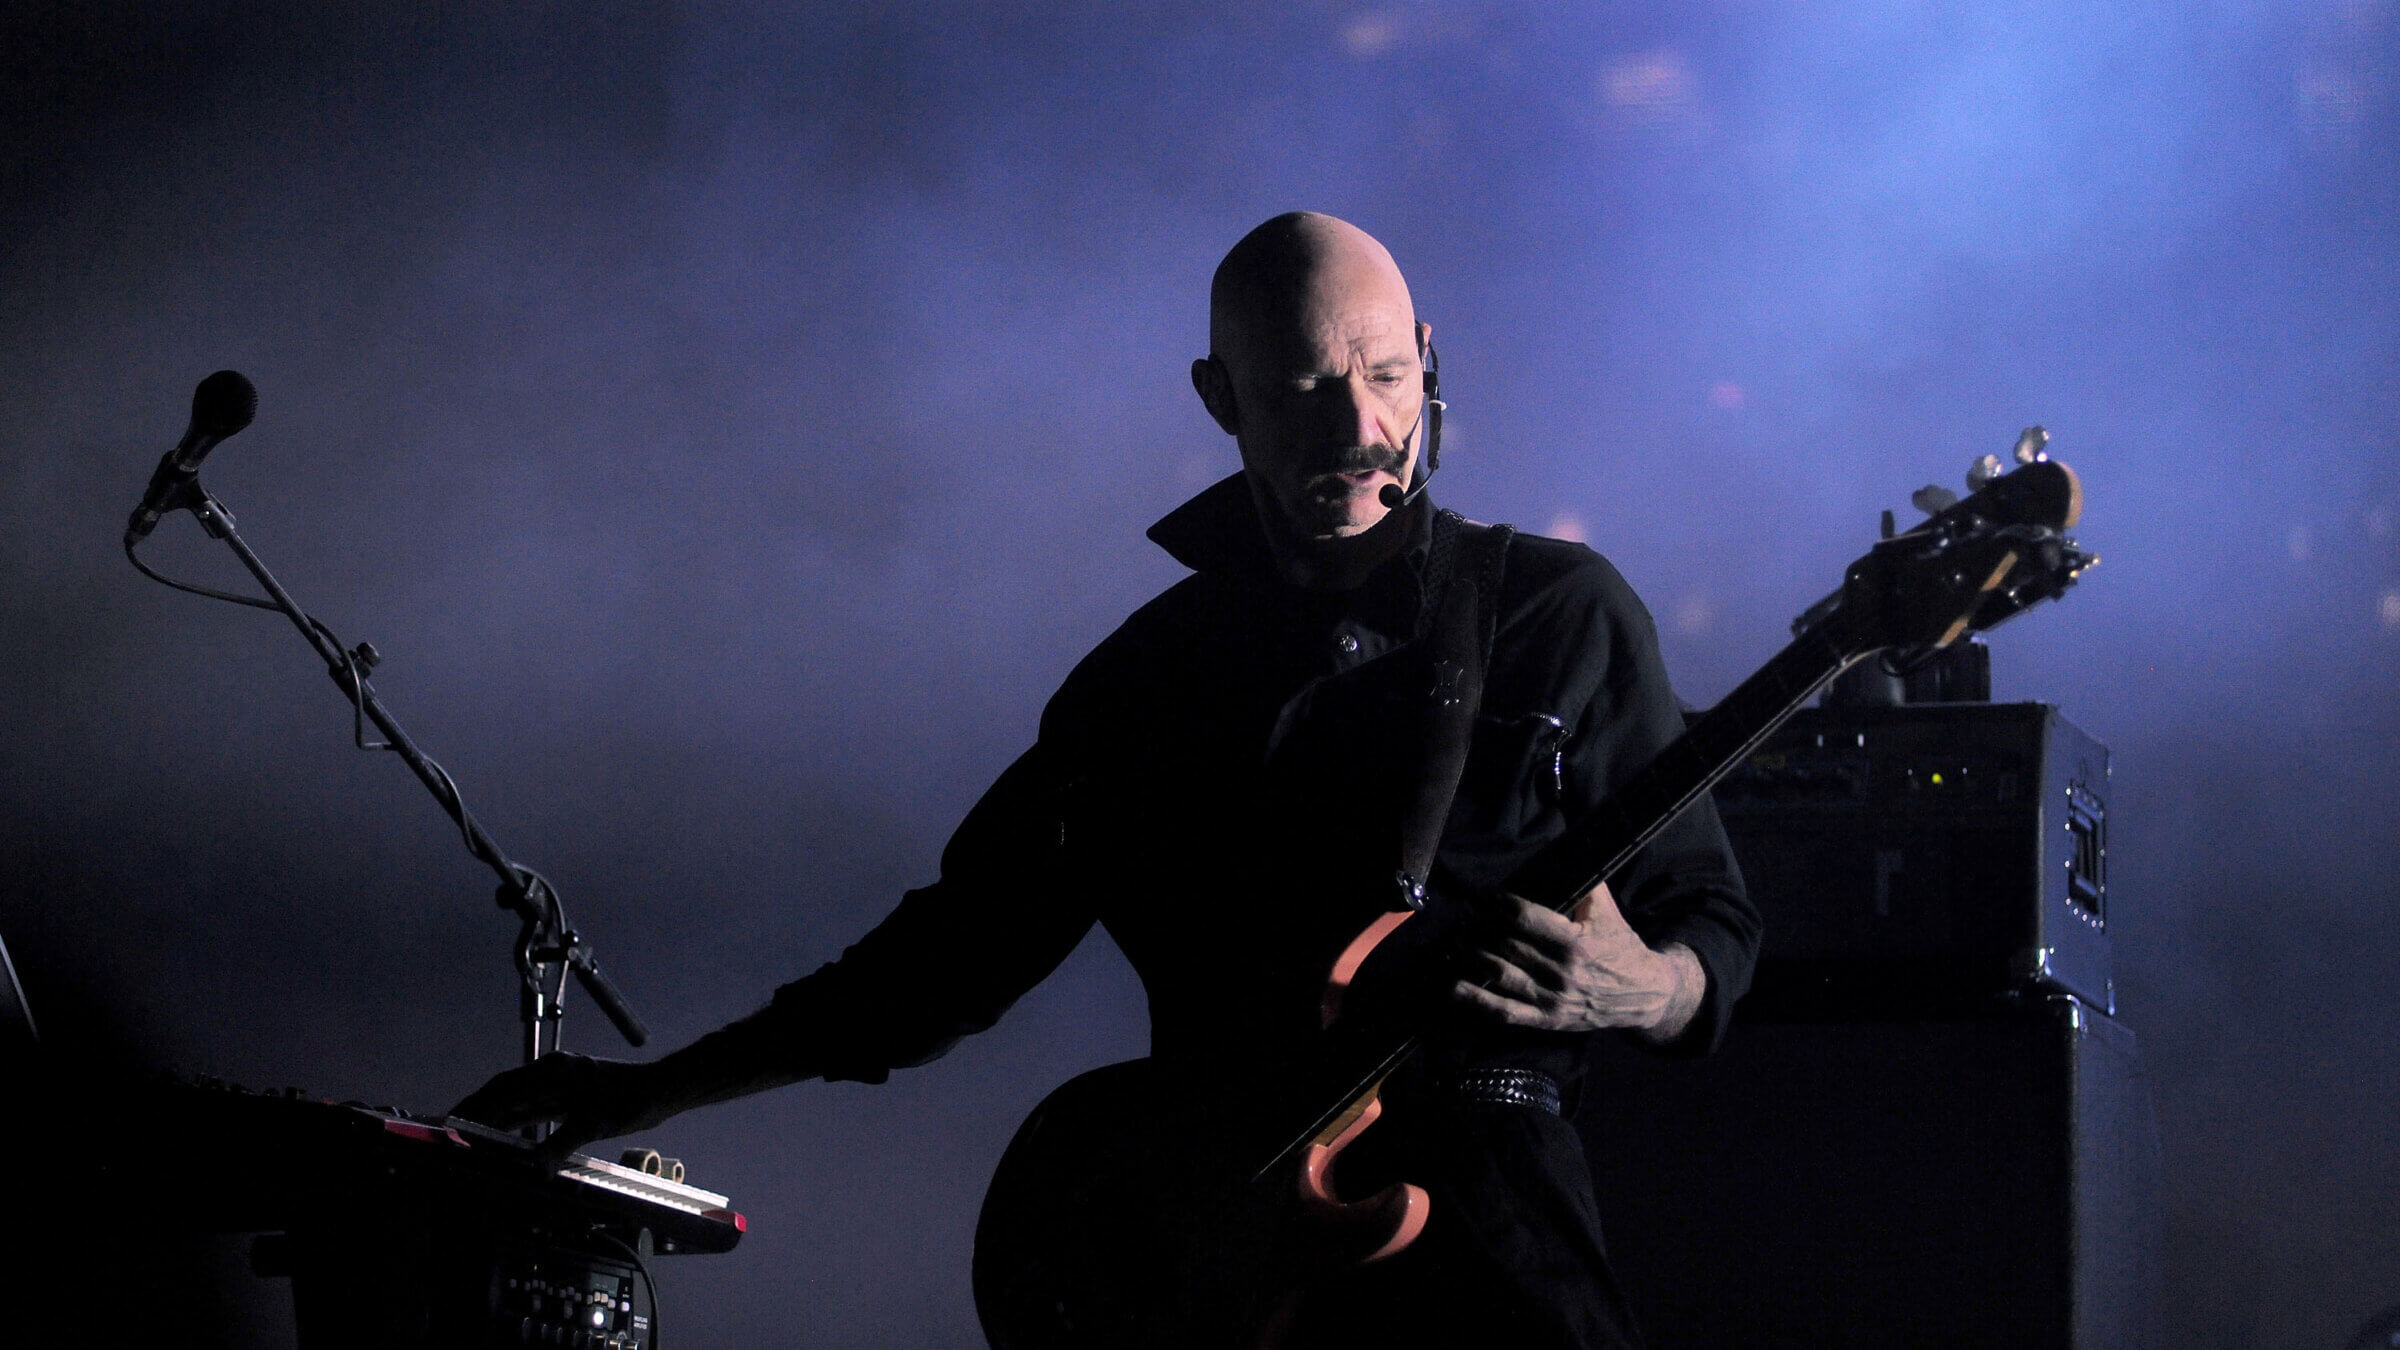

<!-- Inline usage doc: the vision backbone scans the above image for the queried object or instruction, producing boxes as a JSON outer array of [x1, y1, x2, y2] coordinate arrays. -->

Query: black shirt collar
[[1146, 471, 1435, 592]]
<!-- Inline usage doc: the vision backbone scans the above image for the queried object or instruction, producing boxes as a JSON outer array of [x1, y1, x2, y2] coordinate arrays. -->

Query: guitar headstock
[[1824, 455, 2097, 661]]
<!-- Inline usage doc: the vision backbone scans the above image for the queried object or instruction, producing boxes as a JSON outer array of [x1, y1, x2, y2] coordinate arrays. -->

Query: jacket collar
[[1147, 471, 1434, 590]]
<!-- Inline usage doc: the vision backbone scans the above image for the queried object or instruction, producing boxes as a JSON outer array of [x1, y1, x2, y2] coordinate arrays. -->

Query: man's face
[[1219, 274, 1426, 543]]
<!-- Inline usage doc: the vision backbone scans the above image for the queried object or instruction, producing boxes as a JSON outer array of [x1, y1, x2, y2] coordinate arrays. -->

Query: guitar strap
[[1391, 511, 1514, 912]]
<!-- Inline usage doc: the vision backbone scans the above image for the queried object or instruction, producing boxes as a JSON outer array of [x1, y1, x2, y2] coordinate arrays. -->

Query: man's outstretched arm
[[450, 740, 1099, 1152], [447, 1007, 823, 1154]]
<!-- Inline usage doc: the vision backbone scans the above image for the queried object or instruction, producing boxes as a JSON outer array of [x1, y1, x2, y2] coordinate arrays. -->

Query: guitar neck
[[1503, 606, 1870, 910]]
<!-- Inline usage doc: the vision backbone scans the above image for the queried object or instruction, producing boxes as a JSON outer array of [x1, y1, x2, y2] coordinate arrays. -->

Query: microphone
[[126, 370, 257, 545]]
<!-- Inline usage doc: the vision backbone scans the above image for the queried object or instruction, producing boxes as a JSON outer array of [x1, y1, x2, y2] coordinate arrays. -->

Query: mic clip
[[125, 451, 210, 546]]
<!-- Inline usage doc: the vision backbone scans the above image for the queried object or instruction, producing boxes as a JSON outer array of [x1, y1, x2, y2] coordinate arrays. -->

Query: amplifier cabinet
[[1581, 996, 2164, 1349], [1715, 702, 2111, 1016]]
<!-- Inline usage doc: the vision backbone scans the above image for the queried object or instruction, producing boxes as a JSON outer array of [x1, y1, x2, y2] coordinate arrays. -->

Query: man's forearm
[[646, 1008, 822, 1112], [1635, 942, 1707, 1045]]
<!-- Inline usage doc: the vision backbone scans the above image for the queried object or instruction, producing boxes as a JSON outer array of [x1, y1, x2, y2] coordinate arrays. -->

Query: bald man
[[457, 212, 1757, 1348]]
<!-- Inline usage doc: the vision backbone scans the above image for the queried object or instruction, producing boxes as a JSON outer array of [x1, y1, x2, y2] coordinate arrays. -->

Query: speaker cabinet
[[1581, 996, 2162, 1349], [1715, 703, 2113, 1017]]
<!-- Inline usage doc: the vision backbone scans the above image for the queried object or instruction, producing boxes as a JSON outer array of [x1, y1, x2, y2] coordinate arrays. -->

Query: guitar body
[[974, 1058, 1284, 1350], [977, 907, 1436, 1350], [974, 1057, 1428, 1349]]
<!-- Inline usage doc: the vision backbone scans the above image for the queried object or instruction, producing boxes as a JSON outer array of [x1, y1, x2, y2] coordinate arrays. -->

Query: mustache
[[1299, 443, 1408, 484]]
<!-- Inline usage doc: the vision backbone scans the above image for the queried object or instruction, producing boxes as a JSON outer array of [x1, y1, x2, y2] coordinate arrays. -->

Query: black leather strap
[[1391, 511, 1514, 911]]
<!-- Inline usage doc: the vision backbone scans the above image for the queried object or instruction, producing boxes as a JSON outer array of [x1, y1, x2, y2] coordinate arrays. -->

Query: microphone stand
[[134, 485, 648, 1091]]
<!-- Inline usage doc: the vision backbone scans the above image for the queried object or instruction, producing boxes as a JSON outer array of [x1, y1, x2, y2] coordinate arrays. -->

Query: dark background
[[3, 2, 2394, 1344]]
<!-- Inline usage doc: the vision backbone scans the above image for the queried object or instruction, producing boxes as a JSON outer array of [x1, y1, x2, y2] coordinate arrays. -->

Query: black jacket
[[766, 474, 1756, 1085], [765, 474, 1760, 1347]]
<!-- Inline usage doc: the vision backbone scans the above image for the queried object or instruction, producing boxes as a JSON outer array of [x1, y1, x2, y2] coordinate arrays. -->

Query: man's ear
[[1191, 356, 1241, 436]]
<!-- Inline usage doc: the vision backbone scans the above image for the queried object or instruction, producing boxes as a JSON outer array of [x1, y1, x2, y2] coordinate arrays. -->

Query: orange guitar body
[[1296, 908, 1432, 1260], [1249, 909, 1436, 1346]]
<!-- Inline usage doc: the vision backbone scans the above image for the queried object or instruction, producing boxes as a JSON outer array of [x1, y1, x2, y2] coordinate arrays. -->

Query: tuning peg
[[1910, 484, 1959, 515], [2013, 425, 2049, 464], [1967, 454, 2005, 492]]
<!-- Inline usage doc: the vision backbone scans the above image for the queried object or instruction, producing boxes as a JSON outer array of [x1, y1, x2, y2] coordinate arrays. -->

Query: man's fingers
[[449, 1054, 592, 1129], [1467, 950, 1554, 1004], [1452, 978, 1570, 1031], [1459, 951, 1585, 1030], [536, 1118, 608, 1160], [1568, 880, 1627, 930], [1491, 937, 1571, 991], [1449, 970, 1584, 1023], [1480, 893, 1577, 954], [450, 1077, 543, 1128]]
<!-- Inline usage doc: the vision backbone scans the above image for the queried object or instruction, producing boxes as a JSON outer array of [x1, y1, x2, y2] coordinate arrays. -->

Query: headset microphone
[[1379, 340, 1444, 512]]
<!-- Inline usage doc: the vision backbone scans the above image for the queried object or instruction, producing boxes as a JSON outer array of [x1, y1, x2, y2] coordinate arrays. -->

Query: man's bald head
[[1208, 211, 1418, 365], [1191, 212, 1433, 575]]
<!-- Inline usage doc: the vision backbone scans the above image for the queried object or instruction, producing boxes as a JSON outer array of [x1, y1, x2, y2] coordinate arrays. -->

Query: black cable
[[130, 530, 531, 900], [124, 535, 279, 610], [127, 499, 633, 1055], [315, 617, 396, 751], [587, 1230, 661, 1350]]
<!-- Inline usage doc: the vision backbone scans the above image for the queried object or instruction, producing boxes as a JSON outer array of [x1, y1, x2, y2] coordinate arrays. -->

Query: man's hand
[[1451, 881, 1707, 1043], [449, 1052, 681, 1156]]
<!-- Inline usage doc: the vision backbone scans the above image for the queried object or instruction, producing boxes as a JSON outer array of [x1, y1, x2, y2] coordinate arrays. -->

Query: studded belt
[[1454, 1067, 1563, 1116]]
